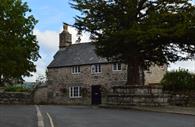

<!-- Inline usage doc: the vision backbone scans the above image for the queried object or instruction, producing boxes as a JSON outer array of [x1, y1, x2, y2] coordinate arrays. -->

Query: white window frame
[[72, 66, 80, 74], [112, 63, 122, 71], [91, 64, 102, 74], [69, 86, 81, 98]]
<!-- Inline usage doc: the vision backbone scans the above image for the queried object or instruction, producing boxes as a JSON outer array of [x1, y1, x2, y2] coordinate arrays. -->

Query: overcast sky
[[23, 0, 195, 82]]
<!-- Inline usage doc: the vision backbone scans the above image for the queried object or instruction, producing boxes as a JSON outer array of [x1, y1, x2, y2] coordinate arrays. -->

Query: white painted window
[[91, 64, 101, 73], [112, 63, 122, 71], [72, 66, 80, 74], [69, 86, 81, 98]]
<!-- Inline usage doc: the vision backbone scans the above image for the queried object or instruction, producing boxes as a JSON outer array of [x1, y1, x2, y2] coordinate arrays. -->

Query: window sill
[[69, 96, 82, 99], [112, 70, 122, 72], [71, 73, 80, 75]]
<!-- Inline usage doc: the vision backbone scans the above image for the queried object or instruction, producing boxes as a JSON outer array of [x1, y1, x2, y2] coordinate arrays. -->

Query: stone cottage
[[47, 25, 167, 104]]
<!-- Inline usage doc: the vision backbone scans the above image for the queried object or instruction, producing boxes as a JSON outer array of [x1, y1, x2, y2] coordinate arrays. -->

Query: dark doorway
[[91, 85, 101, 105]]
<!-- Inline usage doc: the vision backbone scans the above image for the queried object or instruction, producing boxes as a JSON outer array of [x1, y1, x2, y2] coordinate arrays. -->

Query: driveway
[[0, 105, 195, 127]]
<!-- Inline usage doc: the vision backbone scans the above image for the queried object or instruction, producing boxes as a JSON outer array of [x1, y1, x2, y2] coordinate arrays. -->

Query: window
[[69, 86, 81, 98], [112, 63, 122, 71], [160, 65, 164, 69], [91, 64, 101, 73], [72, 66, 80, 74]]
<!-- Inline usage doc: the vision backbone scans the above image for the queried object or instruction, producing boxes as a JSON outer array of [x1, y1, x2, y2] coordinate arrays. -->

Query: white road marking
[[47, 113, 55, 127], [35, 105, 44, 127]]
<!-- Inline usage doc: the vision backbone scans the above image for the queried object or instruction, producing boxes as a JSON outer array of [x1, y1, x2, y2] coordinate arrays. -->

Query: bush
[[160, 69, 195, 93], [5, 85, 30, 92]]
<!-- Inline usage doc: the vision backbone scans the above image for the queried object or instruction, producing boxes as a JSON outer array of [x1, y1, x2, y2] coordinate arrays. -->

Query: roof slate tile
[[47, 43, 108, 68]]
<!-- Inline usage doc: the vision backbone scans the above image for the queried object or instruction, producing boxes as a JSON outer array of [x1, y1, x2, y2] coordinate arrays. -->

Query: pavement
[[0, 105, 195, 127], [100, 105, 195, 116], [132, 105, 195, 116]]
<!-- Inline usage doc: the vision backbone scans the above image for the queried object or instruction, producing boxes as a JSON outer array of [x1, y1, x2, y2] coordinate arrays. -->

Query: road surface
[[0, 105, 195, 127]]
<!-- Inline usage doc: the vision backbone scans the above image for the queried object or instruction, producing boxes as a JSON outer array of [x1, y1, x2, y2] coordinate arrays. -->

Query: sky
[[23, 0, 195, 82]]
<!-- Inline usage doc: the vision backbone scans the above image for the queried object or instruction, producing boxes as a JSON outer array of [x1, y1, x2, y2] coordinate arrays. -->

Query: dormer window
[[112, 63, 122, 71], [91, 64, 101, 73], [72, 66, 80, 74]]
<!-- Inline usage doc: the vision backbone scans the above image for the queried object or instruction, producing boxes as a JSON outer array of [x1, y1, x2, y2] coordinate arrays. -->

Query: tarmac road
[[0, 105, 37, 127], [0, 105, 195, 127], [39, 105, 195, 127]]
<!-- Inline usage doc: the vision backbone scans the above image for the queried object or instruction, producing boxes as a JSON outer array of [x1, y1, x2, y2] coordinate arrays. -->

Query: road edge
[[100, 105, 195, 116], [35, 105, 44, 127]]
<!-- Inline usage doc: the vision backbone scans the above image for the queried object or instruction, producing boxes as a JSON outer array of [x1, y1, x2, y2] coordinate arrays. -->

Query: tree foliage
[[0, 0, 40, 86], [71, 0, 195, 85], [161, 69, 195, 93]]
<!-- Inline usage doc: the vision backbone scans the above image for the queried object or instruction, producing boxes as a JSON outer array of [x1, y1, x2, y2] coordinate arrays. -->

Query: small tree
[[161, 69, 194, 94]]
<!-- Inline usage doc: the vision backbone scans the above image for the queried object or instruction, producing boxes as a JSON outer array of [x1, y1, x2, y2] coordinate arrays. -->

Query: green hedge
[[4, 85, 30, 92], [160, 69, 195, 93]]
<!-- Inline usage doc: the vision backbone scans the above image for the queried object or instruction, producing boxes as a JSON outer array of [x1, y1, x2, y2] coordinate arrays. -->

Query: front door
[[91, 85, 101, 105]]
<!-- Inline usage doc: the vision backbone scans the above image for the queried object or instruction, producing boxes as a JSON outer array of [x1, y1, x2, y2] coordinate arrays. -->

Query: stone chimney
[[59, 23, 72, 49]]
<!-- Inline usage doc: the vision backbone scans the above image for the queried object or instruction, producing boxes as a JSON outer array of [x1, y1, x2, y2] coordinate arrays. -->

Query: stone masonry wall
[[0, 92, 32, 104], [107, 85, 169, 106], [47, 63, 166, 104], [47, 63, 127, 104], [33, 86, 48, 104]]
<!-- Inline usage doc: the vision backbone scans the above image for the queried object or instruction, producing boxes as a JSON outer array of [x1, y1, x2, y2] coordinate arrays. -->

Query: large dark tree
[[71, 0, 195, 85], [0, 0, 40, 86]]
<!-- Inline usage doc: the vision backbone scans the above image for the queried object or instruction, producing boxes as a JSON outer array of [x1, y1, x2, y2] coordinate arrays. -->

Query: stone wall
[[33, 86, 48, 104], [47, 63, 166, 104], [0, 92, 32, 104], [47, 63, 126, 104], [107, 85, 169, 106], [48, 63, 127, 86]]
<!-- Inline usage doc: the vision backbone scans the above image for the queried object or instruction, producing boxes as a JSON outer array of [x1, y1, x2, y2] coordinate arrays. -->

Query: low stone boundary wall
[[107, 85, 169, 106], [112, 85, 163, 94], [0, 92, 32, 104], [33, 85, 48, 104], [107, 94, 168, 106], [167, 93, 195, 106], [0, 85, 48, 104]]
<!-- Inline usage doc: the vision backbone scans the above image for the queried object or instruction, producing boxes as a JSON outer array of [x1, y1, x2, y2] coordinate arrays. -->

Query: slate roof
[[48, 43, 108, 68]]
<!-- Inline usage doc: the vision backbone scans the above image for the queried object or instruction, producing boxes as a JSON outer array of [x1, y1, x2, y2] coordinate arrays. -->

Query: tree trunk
[[126, 58, 144, 85], [0, 74, 3, 87], [140, 65, 145, 86]]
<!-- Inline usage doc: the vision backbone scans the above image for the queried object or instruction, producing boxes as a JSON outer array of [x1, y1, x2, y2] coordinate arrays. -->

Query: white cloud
[[168, 60, 195, 73], [65, 26, 91, 44], [34, 29, 59, 52], [24, 55, 48, 82], [34, 26, 91, 52]]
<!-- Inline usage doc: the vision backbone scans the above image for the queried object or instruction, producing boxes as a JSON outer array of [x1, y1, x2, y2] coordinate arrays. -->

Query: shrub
[[5, 85, 30, 92], [160, 69, 195, 93]]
